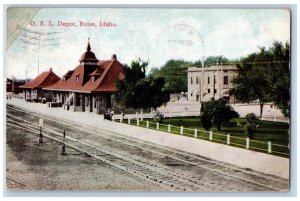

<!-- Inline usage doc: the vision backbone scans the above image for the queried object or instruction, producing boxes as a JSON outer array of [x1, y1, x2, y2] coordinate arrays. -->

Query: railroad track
[[6, 104, 289, 191], [7, 114, 215, 191]]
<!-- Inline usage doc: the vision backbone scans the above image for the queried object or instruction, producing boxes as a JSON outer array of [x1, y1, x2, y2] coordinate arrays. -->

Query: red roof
[[19, 69, 60, 89], [44, 58, 124, 93]]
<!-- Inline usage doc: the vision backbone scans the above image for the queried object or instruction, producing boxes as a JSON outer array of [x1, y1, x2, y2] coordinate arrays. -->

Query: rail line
[[6, 105, 289, 191], [7, 117, 216, 191]]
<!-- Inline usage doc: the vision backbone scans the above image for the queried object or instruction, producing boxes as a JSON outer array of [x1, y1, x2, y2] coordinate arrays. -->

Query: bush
[[244, 113, 259, 139], [201, 113, 213, 131], [153, 111, 164, 123], [201, 98, 239, 131]]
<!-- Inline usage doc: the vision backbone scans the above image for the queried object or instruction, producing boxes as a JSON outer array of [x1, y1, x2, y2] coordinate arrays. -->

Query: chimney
[[49, 68, 53, 72], [111, 54, 117, 60]]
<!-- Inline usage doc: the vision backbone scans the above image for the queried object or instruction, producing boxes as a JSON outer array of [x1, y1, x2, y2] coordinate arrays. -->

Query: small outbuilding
[[19, 68, 60, 102]]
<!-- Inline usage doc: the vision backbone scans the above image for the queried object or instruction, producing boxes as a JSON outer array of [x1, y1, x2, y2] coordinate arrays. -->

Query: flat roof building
[[187, 65, 238, 103]]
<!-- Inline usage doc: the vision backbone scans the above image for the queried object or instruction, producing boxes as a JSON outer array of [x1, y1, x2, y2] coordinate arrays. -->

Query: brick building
[[43, 40, 125, 114], [187, 65, 238, 103]]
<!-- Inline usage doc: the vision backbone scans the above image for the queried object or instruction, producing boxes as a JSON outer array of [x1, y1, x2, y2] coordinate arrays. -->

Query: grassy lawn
[[116, 117, 289, 157]]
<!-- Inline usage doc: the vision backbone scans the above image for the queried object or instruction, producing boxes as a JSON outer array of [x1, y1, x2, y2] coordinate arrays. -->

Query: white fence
[[111, 116, 289, 157]]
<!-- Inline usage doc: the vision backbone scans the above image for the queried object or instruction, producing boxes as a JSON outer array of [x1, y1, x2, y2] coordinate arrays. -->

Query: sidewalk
[[6, 98, 289, 179]]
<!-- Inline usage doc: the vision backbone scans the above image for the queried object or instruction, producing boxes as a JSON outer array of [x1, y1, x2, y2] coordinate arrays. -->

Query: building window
[[75, 75, 79, 82], [191, 92, 193, 97], [191, 76, 193, 84], [224, 70, 228, 73], [224, 76, 229, 85], [196, 77, 199, 84], [207, 89, 210, 93], [196, 95, 199, 101], [214, 89, 217, 94], [207, 76, 210, 84]]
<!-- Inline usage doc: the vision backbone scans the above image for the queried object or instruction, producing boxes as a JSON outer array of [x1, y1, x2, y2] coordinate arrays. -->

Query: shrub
[[244, 113, 259, 139], [153, 111, 164, 123], [201, 113, 213, 132], [201, 98, 239, 131]]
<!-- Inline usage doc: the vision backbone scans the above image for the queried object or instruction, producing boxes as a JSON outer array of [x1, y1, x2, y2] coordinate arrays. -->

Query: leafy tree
[[267, 41, 290, 117], [201, 98, 239, 131], [202, 55, 230, 67], [230, 41, 290, 118], [115, 59, 169, 109], [150, 59, 193, 93], [229, 47, 272, 118]]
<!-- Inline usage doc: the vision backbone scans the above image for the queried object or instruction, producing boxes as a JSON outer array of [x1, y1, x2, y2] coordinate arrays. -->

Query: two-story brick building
[[187, 65, 238, 103]]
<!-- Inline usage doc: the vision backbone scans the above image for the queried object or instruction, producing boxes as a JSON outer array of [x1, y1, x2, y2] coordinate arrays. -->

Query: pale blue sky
[[6, 8, 290, 79]]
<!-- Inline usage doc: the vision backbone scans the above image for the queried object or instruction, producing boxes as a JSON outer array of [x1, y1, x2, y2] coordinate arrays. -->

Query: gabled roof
[[44, 58, 124, 93], [19, 69, 60, 89]]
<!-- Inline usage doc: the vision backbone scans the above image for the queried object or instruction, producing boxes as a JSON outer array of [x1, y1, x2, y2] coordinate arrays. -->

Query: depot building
[[41, 40, 125, 114]]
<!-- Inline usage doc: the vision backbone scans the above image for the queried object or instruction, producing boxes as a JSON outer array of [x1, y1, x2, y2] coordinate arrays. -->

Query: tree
[[267, 41, 290, 117], [229, 47, 272, 118], [201, 55, 230, 67], [150, 59, 193, 93], [201, 98, 239, 131], [230, 41, 290, 118], [115, 59, 169, 109]]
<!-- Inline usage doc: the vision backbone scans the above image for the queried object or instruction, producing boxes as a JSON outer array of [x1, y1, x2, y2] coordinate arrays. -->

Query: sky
[[6, 8, 290, 80]]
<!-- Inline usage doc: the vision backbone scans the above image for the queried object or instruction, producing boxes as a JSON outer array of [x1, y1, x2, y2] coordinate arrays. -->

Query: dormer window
[[75, 75, 79, 82], [91, 76, 95, 82], [63, 76, 66, 82]]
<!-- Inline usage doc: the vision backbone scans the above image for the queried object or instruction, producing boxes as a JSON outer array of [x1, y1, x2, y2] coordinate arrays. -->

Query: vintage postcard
[[5, 7, 291, 192]]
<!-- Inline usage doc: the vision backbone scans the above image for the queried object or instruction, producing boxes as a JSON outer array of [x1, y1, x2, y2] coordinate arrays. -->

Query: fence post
[[168, 124, 171, 132], [209, 131, 213, 141], [274, 114, 277, 122], [194, 129, 197, 138], [180, 126, 183, 135], [156, 122, 159, 130], [227, 134, 230, 145], [112, 116, 115, 122], [146, 121, 149, 128], [128, 117, 131, 125], [246, 137, 250, 149], [268, 141, 272, 153], [141, 110, 143, 121], [136, 112, 138, 120], [61, 128, 66, 155], [120, 113, 124, 123], [38, 127, 43, 145], [137, 118, 139, 126]]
